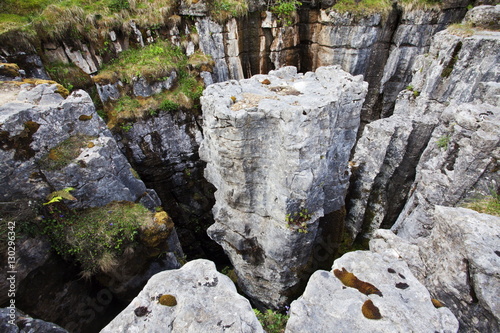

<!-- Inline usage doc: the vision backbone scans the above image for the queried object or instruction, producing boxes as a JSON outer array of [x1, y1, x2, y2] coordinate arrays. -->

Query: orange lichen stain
[[261, 79, 271, 85], [87, 142, 95, 148], [362, 299, 382, 320], [79, 114, 92, 121], [333, 268, 383, 296], [159, 294, 177, 306], [431, 298, 445, 308]]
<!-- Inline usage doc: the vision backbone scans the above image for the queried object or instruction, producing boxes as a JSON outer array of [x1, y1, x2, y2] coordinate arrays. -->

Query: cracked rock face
[[101, 259, 263, 333], [199, 66, 368, 308], [346, 21, 500, 241], [371, 206, 500, 333], [286, 251, 458, 333], [0, 83, 160, 209]]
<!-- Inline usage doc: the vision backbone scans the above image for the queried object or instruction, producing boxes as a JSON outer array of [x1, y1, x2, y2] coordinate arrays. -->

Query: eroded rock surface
[[101, 259, 263, 333], [346, 14, 500, 241], [371, 206, 500, 333], [0, 308, 68, 333], [0, 83, 160, 209], [200, 66, 367, 308], [286, 251, 458, 333]]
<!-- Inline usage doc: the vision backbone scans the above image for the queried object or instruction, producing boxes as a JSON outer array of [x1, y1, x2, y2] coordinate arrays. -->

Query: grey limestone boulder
[[100, 259, 263, 333], [200, 66, 368, 308], [0, 83, 160, 209], [371, 206, 500, 332], [286, 250, 458, 333]]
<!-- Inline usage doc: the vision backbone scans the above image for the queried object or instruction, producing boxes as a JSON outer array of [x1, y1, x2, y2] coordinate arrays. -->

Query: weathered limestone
[[286, 251, 459, 333], [115, 109, 221, 260], [0, 83, 160, 209], [200, 66, 367, 308], [101, 259, 263, 333], [346, 17, 500, 241], [371, 206, 500, 332], [0, 308, 69, 333]]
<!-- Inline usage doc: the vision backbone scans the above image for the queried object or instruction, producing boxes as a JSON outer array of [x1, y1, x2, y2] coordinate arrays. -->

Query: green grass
[[97, 40, 186, 83], [332, 0, 393, 17], [209, 0, 249, 23], [41, 201, 153, 276], [45, 62, 94, 92], [436, 135, 450, 150], [270, 0, 302, 26], [463, 192, 500, 217], [254, 309, 289, 333]]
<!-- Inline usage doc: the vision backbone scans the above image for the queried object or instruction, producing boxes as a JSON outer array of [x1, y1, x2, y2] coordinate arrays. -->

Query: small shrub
[[108, 0, 130, 12], [270, 0, 302, 26], [285, 208, 310, 233], [254, 309, 289, 333]]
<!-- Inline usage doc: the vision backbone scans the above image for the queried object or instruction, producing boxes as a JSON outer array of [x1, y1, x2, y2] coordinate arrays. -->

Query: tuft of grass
[[398, 0, 442, 11], [463, 192, 500, 217], [254, 309, 289, 333], [209, 0, 249, 23], [331, 0, 393, 18], [41, 201, 154, 276], [448, 22, 475, 37], [436, 134, 450, 150]]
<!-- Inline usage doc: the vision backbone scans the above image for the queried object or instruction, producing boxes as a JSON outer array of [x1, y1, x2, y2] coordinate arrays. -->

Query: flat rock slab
[[101, 259, 263, 333], [286, 251, 458, 333]]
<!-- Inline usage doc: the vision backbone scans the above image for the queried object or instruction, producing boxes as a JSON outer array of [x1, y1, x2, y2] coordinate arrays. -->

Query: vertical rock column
[[200, 66, 367, 308]]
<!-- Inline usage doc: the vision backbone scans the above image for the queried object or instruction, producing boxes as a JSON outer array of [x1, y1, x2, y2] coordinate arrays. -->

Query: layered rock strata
[[371, 206, 500, 332], [286, 250, 459, 333], [101, 259, 263, 333], [200, 66, 368, 308], [346, 12, 500, 240]]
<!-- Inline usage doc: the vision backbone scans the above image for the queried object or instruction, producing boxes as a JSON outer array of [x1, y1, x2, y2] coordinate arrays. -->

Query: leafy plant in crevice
[[253, 309, 289, 333], [285, 208, 310, 233], [270, 0, 302, 26]]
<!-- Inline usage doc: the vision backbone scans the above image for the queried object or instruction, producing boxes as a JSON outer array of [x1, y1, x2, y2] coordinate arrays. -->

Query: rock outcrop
[[286, 250, 458, 333], [0, 81, 184, 332], [101, 259, 263, 333], [346, 9, 500, 241], [0, 308, 68, 333], [200, 66, 368, 308], [116, 109, 223, 261], [371, 206, 500, 332], [0, 82, 159, 209]]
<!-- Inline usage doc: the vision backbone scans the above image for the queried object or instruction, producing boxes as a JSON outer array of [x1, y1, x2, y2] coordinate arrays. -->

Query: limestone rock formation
[[200, 66, 368, 308], [346, 10, 500, 241], [286, 250, 459, 333], [101, 259, 263, 333], [0, 308, 68, 333], [116, 109, 221, 260], [370, 206, 500, 332], [0, 82, 160, 209]]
